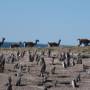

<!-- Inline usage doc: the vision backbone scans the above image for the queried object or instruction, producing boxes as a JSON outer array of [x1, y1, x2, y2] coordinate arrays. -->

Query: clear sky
[[0, 0, 90, 45]]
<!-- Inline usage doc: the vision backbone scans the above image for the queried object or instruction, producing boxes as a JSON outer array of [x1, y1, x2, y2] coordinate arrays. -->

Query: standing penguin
[[39, 57, 46, 77], [6, 76, 12, 90]]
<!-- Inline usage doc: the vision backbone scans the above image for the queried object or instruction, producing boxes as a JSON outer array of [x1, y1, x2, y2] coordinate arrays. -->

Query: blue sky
[[0, 0, 90, 45]]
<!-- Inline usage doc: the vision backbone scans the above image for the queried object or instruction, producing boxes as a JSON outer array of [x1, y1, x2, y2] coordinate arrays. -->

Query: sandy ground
[[0, 47, 90, 90]]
